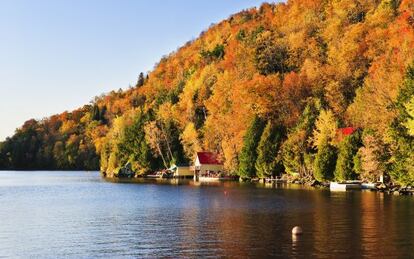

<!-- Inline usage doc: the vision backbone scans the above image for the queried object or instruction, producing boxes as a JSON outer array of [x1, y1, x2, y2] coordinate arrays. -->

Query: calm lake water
[[0, 171, 413, 258]]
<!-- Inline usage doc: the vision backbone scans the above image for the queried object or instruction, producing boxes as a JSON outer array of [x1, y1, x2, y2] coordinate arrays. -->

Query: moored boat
[[330, 182, 361, 191]]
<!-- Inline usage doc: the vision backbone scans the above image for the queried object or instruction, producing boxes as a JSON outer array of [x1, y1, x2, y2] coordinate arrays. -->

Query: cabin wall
[[175, 167, 193, 176], [199, 164, 224, 174], [195, 157, 201, 167]]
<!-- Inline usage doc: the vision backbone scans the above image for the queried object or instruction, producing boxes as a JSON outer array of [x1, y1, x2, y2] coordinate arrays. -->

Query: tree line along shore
[[0, 1, 413, 188]]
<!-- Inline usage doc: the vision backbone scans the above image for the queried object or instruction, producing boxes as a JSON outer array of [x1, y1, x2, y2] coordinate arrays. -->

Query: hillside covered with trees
[[1, 0, 414, 184]]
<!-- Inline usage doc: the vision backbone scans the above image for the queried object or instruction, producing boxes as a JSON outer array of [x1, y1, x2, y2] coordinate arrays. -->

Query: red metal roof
[[336, 127, 358, 142], [197, 152, 222, 165], [338, 127, 357, 136]]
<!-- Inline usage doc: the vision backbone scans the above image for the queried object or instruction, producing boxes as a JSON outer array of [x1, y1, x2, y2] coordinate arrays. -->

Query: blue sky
[[0, 0, 276, 141]]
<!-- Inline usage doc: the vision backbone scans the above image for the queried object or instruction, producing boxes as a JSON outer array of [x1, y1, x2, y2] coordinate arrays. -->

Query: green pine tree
[[282, 99, 321, 176], [117, 112, 160, 175], [92, 105, 100, 121], [389, 64, 414, 185], [238, 115, 265, 179], [255, 122, 285, 178], [136, 72, 145, 88], [314, 143, 337, 182], [334, 131, 362, 181]]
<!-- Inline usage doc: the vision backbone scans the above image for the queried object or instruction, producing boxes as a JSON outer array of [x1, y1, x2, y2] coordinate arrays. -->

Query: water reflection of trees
[[310, 191, 414, 257], [128, 183, 414, 257], [176, 184, 414, 257]]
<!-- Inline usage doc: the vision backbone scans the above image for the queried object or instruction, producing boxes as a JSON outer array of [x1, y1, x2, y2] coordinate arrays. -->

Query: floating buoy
[[292, 226, 303, 235]]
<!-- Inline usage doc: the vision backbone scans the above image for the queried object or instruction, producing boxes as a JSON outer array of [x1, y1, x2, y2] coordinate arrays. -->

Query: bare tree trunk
[[160, 122, 174, 162], [156, 142, 168, 169]]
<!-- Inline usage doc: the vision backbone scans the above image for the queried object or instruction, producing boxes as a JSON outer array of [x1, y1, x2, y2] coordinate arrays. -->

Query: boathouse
[[192, 152, 224, 178], [170, 164, 193, 178]]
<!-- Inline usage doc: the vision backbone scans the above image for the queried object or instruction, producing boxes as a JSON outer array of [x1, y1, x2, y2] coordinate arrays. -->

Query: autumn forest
[[1, 0, 414, 184]]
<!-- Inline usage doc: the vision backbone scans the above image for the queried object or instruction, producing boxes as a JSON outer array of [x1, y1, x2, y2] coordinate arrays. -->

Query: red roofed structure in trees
[[196, 152, 223, 165], [337, 127, 358, 141], [193, 152, 224, 178], [339, 127, 357, 136]]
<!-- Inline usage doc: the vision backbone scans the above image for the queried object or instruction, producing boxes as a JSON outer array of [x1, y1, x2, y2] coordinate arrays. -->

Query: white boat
[[330, 182, 361, 191]]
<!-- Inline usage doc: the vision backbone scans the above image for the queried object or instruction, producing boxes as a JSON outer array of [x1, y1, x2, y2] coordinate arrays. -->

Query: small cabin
[[192, 152, 224, 178]]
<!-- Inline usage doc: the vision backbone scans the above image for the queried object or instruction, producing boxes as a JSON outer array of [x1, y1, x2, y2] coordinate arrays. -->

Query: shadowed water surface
[[0, 171, 413, 258]]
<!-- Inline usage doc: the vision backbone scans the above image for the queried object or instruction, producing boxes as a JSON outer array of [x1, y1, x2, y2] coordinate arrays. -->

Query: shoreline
[[1, 169, 412, 196], [103, 173, 414, 196]]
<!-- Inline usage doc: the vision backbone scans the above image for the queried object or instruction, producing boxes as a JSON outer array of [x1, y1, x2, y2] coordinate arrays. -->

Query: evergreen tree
[[389, 64, 414, 185], [353, 151, 363, 176], [314, 143, 337, 182], [404, 97, 414, 136], [334, 131, 362, 181], [238, 115, 265, 179], [92, 105, 100, 121], [136, 72, 145, 88], [117, 112, 160, 175], [282, 99, 320, 177], [255, 122, 285, 178], [200, 44, 225, 62], [0, 142, 5, 168], [99, 106, 107, 123]]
